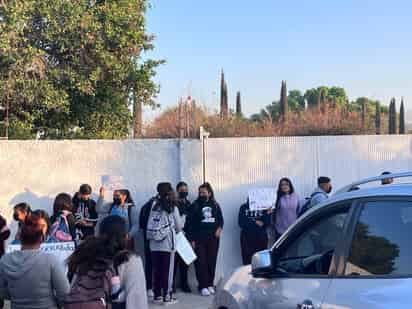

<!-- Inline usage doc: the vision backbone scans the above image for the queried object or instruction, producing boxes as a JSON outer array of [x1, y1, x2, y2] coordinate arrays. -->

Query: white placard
[[101, 175, 124, 191], [175, 232, 197, 265], [248, 188, 277, 211], [6, 242, 75, 270]]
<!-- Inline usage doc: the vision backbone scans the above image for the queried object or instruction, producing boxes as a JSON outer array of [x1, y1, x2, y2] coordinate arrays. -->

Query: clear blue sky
[[145, 0, 412, 119]]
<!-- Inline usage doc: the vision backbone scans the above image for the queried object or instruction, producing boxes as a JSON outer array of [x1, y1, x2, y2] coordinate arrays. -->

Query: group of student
[[238, 171, 394, 266], [0, 181, 224, 308], [238, 176, 333, 265], [0, 171, 394, 308]]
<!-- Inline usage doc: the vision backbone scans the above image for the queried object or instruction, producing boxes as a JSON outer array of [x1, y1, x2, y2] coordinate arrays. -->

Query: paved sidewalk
[[150, 292, 213, 309], [4, 293, 213, 309]]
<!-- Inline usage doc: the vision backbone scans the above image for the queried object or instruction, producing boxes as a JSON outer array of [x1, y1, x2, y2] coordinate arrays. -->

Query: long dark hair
[[198, 182, 216, 203], [53, 193, 73, 215], [275, 178, 295, 208], [115, 189, 135, 206], [67, 216, 130, 280], [32, 209, 52, 236]]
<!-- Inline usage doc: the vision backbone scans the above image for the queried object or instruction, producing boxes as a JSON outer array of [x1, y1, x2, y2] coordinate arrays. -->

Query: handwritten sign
[[248, 188, 277, 211], [7, 242, 75, 270], [101, 175, 124, 191]]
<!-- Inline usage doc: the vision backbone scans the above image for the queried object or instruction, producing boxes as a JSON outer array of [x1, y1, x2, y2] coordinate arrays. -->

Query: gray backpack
[[146, 203, 171, 242]]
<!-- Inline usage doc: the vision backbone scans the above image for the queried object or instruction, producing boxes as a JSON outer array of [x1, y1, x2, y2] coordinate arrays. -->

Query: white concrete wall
[[205, 135, 412, 279], [1, 135, 412, 283]]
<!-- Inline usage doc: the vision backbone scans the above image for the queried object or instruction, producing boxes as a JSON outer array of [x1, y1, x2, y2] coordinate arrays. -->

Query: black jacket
[[187, 199, 224, 241], [238, 202, 270, 239], [72, 194, 98, 238], [139, 196, 158, 233]]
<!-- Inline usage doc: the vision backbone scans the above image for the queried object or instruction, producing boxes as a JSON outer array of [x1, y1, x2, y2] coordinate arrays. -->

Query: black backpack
[[297, 192, 322, 218]]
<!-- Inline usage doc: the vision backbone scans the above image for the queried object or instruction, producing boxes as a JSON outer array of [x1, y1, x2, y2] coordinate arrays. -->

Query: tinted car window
[[345, 200, 412, 276], [278, 208, 349, 275]]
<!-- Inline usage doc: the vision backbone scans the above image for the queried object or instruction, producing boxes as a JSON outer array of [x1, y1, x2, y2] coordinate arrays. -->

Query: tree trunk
[[133, 92, 143, 138]]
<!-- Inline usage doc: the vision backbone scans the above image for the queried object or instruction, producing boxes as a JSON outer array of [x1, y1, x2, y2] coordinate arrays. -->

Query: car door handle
[[297, 299, 315, 309]]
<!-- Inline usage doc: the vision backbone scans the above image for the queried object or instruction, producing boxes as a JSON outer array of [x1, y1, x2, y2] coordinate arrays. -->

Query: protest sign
[[248, 188, 277, 211], [6, 242, 75, 270], [175, 232, 197, 265], [101, 175, 124, 191]]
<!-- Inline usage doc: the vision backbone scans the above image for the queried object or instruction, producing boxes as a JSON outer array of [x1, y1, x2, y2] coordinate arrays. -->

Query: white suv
[[213, 172, 412, 309]]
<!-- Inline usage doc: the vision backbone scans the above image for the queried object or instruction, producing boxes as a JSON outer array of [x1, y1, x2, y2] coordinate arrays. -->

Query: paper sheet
[[175, 232, 197, 265], [248, 188, 277, 211]]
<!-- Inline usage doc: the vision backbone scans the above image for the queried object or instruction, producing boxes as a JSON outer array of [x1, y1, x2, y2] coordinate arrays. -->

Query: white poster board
[[6, 242, 75, 271], [101, 175, 124, 191], [175, 232, 197, 265], [248, 188, 277, 211]]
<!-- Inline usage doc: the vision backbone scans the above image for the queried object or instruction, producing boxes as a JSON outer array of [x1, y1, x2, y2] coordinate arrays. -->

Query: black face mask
[[13, 213, 19, 222], [113, 197, 122, 205], [198, 196, 208, 203], [179, 192, 189, 199]]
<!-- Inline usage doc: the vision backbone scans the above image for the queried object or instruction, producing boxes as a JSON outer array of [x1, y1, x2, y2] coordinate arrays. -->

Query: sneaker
[[163, 294, 178, 305], [201, 288, 211, 296], [147, 289, 154, 299], [208, 286, 216, 294], [153, 296, 163, 305]]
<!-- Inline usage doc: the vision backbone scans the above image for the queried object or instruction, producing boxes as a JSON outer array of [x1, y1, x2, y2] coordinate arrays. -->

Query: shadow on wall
[[8, 188, 55, 239]]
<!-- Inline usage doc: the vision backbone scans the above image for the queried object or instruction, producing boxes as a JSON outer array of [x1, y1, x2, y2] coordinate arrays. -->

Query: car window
[[277, 207, 350, 275], [345, 200, 412, 277]]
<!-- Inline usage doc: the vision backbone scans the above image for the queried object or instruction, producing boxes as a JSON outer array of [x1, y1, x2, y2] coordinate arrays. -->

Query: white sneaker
[[201, 288, 211, 296], [147, 289, 154, 299], [208, 286, 216, 294]]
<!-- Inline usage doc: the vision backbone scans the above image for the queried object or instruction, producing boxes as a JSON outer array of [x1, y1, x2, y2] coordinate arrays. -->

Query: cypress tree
[[389, 98, 397, 134], [375, 101, 381, 135], [236, 91, 242, 117], [220, 70, 228, 118], [280, 81, 288, 121], [361, 99, 367, 128], [400, 97, 406, 134]]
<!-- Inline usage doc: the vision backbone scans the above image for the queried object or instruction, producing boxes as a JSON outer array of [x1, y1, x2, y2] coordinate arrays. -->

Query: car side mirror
[[251, 249, 273, 277]]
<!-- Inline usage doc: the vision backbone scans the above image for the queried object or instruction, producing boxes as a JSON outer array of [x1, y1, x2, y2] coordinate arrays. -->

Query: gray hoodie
[[309, 187, 329, 208], [0, 249, 70, 309]]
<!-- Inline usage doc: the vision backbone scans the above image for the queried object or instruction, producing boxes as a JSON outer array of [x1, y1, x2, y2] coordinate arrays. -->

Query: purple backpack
[[65, 264, 115, 309]]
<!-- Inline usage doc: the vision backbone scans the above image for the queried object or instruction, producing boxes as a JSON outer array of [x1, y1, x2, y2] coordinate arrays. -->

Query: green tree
[[389, 98, 397, 134], [399, 98, 406, 134], [288, 90, 305, 111], [280, 81, 288, 121], [220, 70, 228, 119], [0, 0, 162, 139], [236, 91, 242, 118], [375, 101, 381, 135]]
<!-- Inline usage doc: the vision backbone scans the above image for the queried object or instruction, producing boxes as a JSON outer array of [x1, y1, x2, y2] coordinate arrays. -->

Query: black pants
[[143, 238, 153, 290], [240, 231, 268, 265], [151, 251, 175, 298], [174, 253, 189, 289], [194, 237, 219, 289]]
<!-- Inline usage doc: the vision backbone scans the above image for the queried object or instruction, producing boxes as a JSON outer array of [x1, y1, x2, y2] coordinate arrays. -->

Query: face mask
[[198, 196, 208, 203], [179, 192, 189, 199], [113, 197, 122, 205], [13, 213, 20, 222]]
